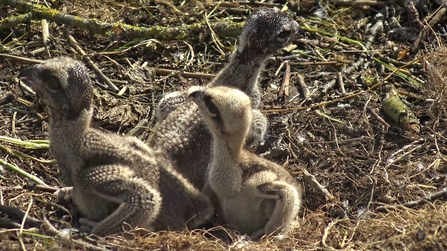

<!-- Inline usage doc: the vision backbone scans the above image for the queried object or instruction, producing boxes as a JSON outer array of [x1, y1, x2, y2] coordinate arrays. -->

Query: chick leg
[[184, 195, 214, 229], [78, 164, 162, 236], [53, 186, 83, 218], [251, 181, 301, 239], [54, 186, 73, 203]]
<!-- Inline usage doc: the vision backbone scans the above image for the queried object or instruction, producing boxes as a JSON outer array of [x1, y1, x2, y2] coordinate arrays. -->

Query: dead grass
[[1, 0, 447, 250]]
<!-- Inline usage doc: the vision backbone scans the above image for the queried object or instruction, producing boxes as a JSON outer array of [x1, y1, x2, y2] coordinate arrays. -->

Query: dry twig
[[296, 74, 310, 100], [376, 187, 447, 212], [126, 119, 149, 137], [0, 93, 14, 106], [411, 3, 447, 53], [366, 107, 390, 128], [153, 68, 216, 79], [66, 32, 119, 92], [302, 168, 336, 202], [0, 205, 42, 228], [41, 214, 113, 251], [0, 54, 44, 64], [263, 56, 424, 113], [332, 0, 391, 6], [278, 61, 291, 98], [402, 187, 447, 208], [0, 158, 48, 186]]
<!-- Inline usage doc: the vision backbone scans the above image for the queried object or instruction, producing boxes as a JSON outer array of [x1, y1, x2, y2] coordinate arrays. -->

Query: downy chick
[[189, 86, 302, 239], [152, 7, 302, 189], [18, 57, 213, 236]]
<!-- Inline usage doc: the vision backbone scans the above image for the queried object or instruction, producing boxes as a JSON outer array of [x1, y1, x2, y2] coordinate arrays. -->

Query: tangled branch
[[1, 0, 244, 41]]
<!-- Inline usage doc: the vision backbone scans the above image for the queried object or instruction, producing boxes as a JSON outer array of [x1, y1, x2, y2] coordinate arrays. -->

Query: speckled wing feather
[[151, 8, 302, 189], [18, 56, 214, 237], [191, 86, 303, 239]]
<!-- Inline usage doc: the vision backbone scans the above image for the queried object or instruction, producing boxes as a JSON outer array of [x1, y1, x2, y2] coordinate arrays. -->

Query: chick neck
[[48, 105, 93, 142], [209, 47, 269, 97]]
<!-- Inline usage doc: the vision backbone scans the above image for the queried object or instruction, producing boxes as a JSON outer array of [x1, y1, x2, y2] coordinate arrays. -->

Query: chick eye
[[204, 95, 219, 117], [42, 70, 61, 90], [277, 30, 290, 39], [47, 76, 61, 90]]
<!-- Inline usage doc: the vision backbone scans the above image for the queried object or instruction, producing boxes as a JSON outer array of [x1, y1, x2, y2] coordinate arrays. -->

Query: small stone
[[416, 228, 426, 241]]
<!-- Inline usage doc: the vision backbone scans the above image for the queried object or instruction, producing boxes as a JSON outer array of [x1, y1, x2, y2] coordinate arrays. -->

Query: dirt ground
[[1, 0, 447, 250]]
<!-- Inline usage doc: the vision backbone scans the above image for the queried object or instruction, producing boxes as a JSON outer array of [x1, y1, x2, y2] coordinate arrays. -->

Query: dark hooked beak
[[188, 90, 204, 103], [291, 22, 305, 41], [18, 64, 44, 92]]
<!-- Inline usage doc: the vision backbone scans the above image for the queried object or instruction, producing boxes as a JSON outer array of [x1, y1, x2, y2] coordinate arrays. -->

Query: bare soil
[[1, 0, 447, 250]]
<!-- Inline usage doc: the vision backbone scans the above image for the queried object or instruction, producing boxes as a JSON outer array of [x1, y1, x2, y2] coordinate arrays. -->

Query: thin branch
[[278, 61, 291, 98], [0, 54, 44, 64], [376, 186, 447, 212], [153, 68, 216, 79], [302, 168, 336, 202], [0, 135, 49, 150], [0, 205, 42, 228], [0, 218, 22, 228], [411, 3, 447, 53], [402, 187, 447, 208], [18, 198, 34, 250], [33, 184, 59, 193], [336, 71, 346, 95], [366, 107, 390, 128], [0, 144, 54, 164], [0, 0, 244, 41], [331, 0, 392, 6], [263, 56, 425, 113], [0, 158, 48, 186], [0, 12, 32, 29], [41, 214, 110, 251], [66, 32, 119, 92], [126, 119, 149, 137], [0, 93, 14, 106], [296, 74, 310, 100]]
